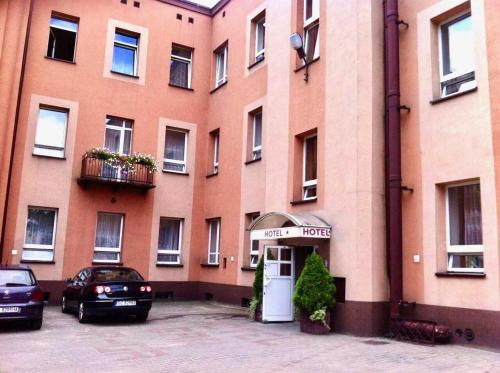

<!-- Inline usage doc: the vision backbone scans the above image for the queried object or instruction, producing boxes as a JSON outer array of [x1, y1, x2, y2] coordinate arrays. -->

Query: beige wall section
[[148, 117, 197, 281], [103, 18, 149, 85], [416, 0, 499, 310], [237, 96, 266, 286], [263, 0, 291, 212], [324, 0, 387, 302], [11, 94, 79, 280]]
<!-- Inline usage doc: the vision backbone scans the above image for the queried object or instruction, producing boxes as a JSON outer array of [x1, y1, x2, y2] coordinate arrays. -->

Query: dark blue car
[[0, 265, 44, 330]]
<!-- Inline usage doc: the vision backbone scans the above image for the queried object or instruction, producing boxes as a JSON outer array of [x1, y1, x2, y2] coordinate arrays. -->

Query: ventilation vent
[[205, 292, 214, 301], [133, 1, 140, 7], [121, 0, 127, 4], [188, 17, 194, 24], [176, 13, 182, 20]]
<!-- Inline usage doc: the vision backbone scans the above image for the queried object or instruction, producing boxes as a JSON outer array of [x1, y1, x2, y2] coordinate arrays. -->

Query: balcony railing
[[77, 153, 155, 191]]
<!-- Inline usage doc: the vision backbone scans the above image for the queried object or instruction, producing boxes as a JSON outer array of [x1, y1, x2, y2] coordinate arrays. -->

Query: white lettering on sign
[[250, 226, 331, 240]]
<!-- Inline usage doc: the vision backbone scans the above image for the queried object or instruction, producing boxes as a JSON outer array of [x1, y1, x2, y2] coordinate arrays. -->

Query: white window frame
[[33, 106, 69, 159], [93, 213, 124, 264], [22, 207, 58, 262], [303, 0, 319, 27], [48, 15, 79, 62], [104, 116, 133, 155], [207, 219, 221, 265], [163, 128, 188, 173], [113, 30, 139, 76], [215, 46, 228, 87], [438, 11, 476, 98], [302, 134, 317, 200], [445, 181, 484, 272], [304, 22, 320, 61], [213, 132, 220, 174], [254, 17, 265, 62], [157, 218, 183, 265], [249, 213, 260, 268], [170, 46, 193, 89], [252, 111, 262, 160]]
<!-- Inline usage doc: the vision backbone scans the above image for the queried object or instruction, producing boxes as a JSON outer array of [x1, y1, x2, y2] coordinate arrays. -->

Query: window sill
[[244, 157, 262, 165], [201, 263, 219, 268], [435, 271, 486, 278], [294, 57, 320, 73], [247, 57, 265, 70], [430, 86, 477, 105], [241, 266, 256, 271], [32, 153, 66, 160], [156, 263, 184, 268], [20, 260, 55, 265], [209, 81, 228, 94], [290, 197, 317, 206], [44, 56, 76, 65], [206, 172, 218, 178], [110, 70, 139, 79], [162, 170, 189, 176], [168, 83, 194, 92], [92, 261, 124, 266]]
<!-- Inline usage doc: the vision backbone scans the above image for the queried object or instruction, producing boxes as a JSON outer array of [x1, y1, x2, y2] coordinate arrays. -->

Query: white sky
[[187, 0, 220, 7]]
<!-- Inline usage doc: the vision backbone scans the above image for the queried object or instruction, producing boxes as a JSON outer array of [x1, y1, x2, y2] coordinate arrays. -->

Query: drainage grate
[[389, 318, 436, 345]]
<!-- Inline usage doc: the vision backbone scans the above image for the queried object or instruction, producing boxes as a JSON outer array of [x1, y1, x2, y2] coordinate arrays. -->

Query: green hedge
[[252, 255, 264, 304]]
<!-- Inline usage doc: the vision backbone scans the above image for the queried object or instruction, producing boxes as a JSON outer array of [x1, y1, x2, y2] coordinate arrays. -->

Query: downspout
[[384, 0, 403, 317], [0, 0, 34, 263]]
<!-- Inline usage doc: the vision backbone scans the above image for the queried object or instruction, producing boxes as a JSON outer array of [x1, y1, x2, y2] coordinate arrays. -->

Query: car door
[[65, 271, 84, 309]]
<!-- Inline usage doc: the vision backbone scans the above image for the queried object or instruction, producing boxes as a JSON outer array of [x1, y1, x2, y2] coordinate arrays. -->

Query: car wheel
[[136, 312, 149, 322], [61, 296, 69, 314], [30, 319, 43, 330], [78, 302, 89, 324]]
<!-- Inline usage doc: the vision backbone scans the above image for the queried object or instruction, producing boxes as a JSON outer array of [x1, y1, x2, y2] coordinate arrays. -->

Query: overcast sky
[[188, 0, 220, 7]]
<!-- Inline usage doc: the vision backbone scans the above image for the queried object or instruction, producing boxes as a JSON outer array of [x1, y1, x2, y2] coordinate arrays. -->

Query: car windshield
[[93, 268, 144, 282], [0, 270, 35, 286]]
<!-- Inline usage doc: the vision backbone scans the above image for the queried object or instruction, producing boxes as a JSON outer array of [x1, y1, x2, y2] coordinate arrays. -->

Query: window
[[446, 183, 483, 272], [207, 219, 220, 264], [93, 213, 124, 263], [22, 208, 57, 262], [303, 135, 317, 200], [112, 30, 139, 76], [250, 110, 262, 160], [170, 45, 193, 89], [33, 106, 68, 158], [104, 116, 133, 155], [47, 15, 78, 62], [157, 218, 182, 264], [214, 44, 228, 87], [212, 130, 220, 174], [303, 0, 319, 61], [439, 12, 475, 97], [164, 128, 188, 173], [248, 213, 260, 267], [254, 16, 265, 62]]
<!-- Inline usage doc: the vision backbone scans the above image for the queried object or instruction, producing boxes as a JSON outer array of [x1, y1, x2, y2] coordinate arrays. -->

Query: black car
[[0, 265, 44, 330], [62, 266, 152, 323]]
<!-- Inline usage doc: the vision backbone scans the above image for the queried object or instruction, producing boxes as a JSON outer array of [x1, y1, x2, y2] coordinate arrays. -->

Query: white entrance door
[[262, 246, 294, 322]]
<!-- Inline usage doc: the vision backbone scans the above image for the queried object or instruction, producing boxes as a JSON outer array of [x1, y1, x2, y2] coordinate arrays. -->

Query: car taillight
[[140, 285, 152, 292], [94, 286, 104, 294], [31, 288, 44, 302]]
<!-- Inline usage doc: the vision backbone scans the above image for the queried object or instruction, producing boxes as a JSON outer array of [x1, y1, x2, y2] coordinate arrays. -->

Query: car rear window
[[0, 270, 36, 286], [93, 269, 144, 282]]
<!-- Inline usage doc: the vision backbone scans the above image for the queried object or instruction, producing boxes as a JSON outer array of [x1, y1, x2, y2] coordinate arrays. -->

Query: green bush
[[293, 253, 336, 315], [252, 255, 264, 304]]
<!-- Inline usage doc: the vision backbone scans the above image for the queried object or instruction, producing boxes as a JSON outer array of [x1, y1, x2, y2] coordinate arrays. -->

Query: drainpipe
[[0, 0, 34, 263], [384, 0, 403, 317]]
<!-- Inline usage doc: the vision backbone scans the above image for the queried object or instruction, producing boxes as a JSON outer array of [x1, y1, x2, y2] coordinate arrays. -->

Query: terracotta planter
[[300, 311, 331, 335], [254, 305, 262, 322]]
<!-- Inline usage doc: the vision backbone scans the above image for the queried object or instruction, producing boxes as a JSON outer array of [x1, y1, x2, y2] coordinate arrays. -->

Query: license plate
[[0, 307, 21, 314], [115, 300, 136, 307]]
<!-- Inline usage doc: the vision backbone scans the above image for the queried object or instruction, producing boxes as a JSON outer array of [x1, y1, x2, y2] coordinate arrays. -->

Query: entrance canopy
[[249, 212, 331, 240]]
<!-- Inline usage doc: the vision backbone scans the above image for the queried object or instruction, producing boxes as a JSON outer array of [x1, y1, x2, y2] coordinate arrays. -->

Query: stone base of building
[[38, 280, 499, 349]]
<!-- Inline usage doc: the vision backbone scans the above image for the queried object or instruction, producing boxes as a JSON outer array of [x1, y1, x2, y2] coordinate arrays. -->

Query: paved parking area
[[0, 301, 499, 373]]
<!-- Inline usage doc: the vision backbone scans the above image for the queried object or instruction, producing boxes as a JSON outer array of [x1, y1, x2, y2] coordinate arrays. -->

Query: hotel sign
[[250, 226, 331, 240]]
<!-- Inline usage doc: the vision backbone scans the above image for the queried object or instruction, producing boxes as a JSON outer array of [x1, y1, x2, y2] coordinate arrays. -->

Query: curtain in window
[[26, 209, 55, 245], [256, 21, 265, 52], [305, 136, 317, 181], [216, 52, 225, 82], [463, 184, 482, 245], [164, 130, 185, 161], [305, 24, 319, 62], [158, 219, 180, 250], [170, 60, 189, 87], [209, 221, 218, 253], [254, 114, 262, 147], [105, 128, 121, 153], [95, 214, 122, 248]]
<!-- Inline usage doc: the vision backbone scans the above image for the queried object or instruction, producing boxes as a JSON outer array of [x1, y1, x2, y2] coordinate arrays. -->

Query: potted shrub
[[248, 256, 264, 322], [293, 252, 336, 334]]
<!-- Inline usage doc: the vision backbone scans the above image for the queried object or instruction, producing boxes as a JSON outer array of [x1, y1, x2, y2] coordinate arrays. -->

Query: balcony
[[77, 150, 156, 191]]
